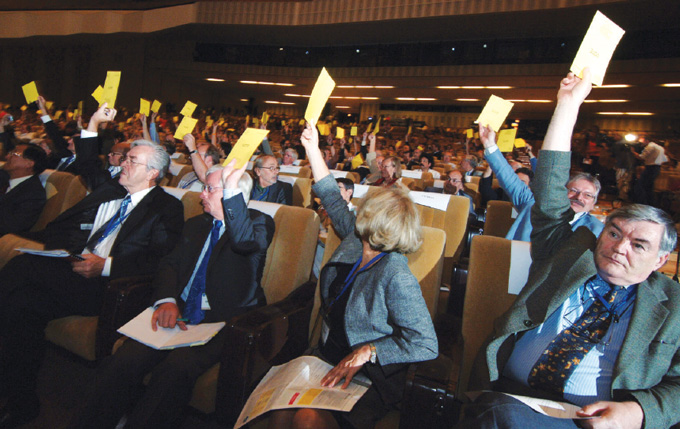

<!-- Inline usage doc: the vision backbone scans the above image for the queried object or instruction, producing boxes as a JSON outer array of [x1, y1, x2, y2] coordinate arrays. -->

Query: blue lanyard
[[255, 185, 270, 201], [327, 252, 386, 310], [588, 282, 637, 323]]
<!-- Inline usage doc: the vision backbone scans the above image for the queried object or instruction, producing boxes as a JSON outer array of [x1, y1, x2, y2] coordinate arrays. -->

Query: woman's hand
[[320, 345, 372, 389], [300, 122, 319, 150]]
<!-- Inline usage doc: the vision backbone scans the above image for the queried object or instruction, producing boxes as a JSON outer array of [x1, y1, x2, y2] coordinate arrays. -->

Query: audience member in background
[[282, 148, 299, 166], [631, 136, 667, 206], [420, 153, 441, 179], [179, 134, 220, 192], [251, 154, 292, 205], [443, 169, 475, 215], [106, 142, 130, 180], [0, 143, 47, 236]]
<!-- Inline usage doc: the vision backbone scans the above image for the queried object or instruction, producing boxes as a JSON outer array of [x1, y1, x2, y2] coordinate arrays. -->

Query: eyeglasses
[[202, 185, 224, 193], [447, 177, 462, 183], [8, 151, 24, 158], [123, 157, 147, 168], [258, 166, 280, 172], [109, 152, 123, 157], [568, 188, 596, 201]]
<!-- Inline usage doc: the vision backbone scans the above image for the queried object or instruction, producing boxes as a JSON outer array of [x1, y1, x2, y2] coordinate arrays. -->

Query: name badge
[[320, 321, 329, 344], [80, 223, 93, 230], [201, 293, 211, 311]]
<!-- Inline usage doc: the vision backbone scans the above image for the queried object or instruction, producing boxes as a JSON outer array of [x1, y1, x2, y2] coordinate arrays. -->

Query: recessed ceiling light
[[662, 83, 680, 87], [597, 112, 625, 115], [205, 78, 224, 82], [240, 80, 294, 87], [527, 100, 552, 103], [461, 86, 484, 89], [396, 97, 416, 101], [594, 84, 630, 88], [456, 98, 480, 102], [336, 106, 351, 108], [437, 86, 461, 89], [240, 99, 248, 102]]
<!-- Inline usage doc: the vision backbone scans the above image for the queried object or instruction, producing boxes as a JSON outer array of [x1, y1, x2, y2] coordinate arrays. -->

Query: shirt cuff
[[154, 297, 177, 308], [101, 257, 113, 276], [223, 188, 242, 200], [41, 115, 51, 123], [80, 129, 98, 138], [485, 145, 499, 155]]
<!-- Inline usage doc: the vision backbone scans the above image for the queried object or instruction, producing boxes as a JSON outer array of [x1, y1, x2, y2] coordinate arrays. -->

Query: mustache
[[570, 198, 585, 207]]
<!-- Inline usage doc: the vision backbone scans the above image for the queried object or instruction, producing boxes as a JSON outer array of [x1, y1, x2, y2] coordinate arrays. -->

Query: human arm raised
[[184, 133, 209, 184], [139, 114, 151, 141], [541, 69, 592, 152]]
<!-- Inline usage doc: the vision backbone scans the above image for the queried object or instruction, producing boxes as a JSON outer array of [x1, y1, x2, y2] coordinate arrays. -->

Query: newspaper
[[235, 356, 371, 428]]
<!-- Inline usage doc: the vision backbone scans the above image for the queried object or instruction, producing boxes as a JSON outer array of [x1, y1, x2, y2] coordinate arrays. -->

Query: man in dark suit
[[0, 135, 184, 428], [251, 154, 292, 205], [0, 143, 47, 236], [461, 70, 680, 429], [72, 161, 274, 428]]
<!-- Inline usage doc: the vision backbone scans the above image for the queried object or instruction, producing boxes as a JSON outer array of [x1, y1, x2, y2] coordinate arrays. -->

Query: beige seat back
[[459, 235, 517, 396], [484, 200, 514, 238], [168, 165, 194, 187], [162, 186, 203, 220], [34, 170, 84, 231], [277, 176, 313, 208]]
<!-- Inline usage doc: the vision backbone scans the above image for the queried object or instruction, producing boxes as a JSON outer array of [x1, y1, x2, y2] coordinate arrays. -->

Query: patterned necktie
[[57, 154, 75, 171], [85, 196, 131, 252], [527, 280, 622, 395], [183, 220, 223, 324]]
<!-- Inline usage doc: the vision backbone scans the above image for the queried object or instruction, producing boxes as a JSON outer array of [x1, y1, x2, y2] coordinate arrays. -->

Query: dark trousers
[[456, 392, 581, 429], [0, 254, 104, 408], [635, 164, 661, 206], [72, 328, 227, 429]]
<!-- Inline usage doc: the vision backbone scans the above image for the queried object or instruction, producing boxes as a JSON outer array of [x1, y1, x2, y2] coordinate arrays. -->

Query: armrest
[[95, 275, 154, 359], [215, 279, 317, 426]]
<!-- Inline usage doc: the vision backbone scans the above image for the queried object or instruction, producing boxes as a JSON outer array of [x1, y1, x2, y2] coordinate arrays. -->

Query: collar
[[570, 210, 588, 225], [7, 174, 33, 191], [128, 186, 155, 206]]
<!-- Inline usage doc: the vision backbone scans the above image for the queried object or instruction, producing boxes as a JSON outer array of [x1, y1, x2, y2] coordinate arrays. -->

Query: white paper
[[15, 248, 71, 258], [328, 170, 348, 179], [409, 191, 450, 211], [400, 169, 422, 179], [508, 240, 532, 295], [465, 391, 595, 420], [352, 184, 370, 199], [117, 308, 225, 350], [276, 175, 296, 185], [279, 165, 302, 175], [235, 356, 370, 428], [433, 179, 445, 189]]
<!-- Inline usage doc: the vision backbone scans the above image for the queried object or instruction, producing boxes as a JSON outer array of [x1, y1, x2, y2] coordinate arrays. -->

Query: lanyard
[[255, 185, 270, 201], [588, 282, 637, 323], [327, 252, 386, 310]]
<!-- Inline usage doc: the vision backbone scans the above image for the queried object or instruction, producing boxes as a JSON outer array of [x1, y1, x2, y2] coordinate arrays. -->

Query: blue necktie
[[57, 154, 75, 171], [184, 220, 223, 324], [85, 196, 131, 252]]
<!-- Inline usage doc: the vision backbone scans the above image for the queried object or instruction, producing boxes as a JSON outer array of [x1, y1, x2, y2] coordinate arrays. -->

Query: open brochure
[[235, 356, 371, 428], [15, 248, 83, 260], [466, 391, 596, 420], [117, 307, 225, 350]]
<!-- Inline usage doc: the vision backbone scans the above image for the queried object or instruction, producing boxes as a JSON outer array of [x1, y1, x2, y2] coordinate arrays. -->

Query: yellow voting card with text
[[139, 99, 150, 117], [22, 81, 39, 104], [151, 100, 162, 113], [102, 71, 121, 107], [570, 11, 625, 87], [497, 128, 517, 152], [173, 117, 198, 140], [476, 95, 514, 132], [223, 128, 269, 169], [304, 68, 335, 125]]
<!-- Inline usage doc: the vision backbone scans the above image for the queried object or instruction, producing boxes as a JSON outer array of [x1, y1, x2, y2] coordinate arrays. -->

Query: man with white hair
[[74, 161, 275, 428]]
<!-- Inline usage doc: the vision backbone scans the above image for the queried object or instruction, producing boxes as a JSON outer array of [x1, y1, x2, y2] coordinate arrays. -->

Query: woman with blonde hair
[[269, 122, 437, 429]]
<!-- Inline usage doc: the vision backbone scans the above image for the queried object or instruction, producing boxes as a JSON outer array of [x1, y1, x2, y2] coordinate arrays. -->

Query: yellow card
[[366, 122, 373, 133], [299, 119, 306, 126], [351, 153, 364, 169], [395, 140, 403, 148], [78, 100, 83, 114], [223, 128, 270, 168], [351, 126, 358, 136], [102, 71, 121, 107], [261, 112, 269, 123], [476, 95, 514, 132], [246, 115, 251, 127], [22, 81, 39, 104], [497, 128, 517, 152], [372, 117, 381, 135], [151, 100, 162, 113], [73, 108, 79, 117], [474, 132, 479, 139], [281, 120, 287, 126], [20, 105, 27, 111], [317, 123, 331, 136], [336, 127, 345, 139], [304, 67, 336, 125], [406, 125, 412, 136], [570, 11, 625, 87], [45, 101, 53, 110], [180, 101, 197, 117], [206, 118, 214, 128], [139, 99, 150, 116], [466, 128, 474, 138], [92, 85, 104, 104], [173, 117, 198, 140], [54, 110, 63, 119], [514, 138, 526, 148]]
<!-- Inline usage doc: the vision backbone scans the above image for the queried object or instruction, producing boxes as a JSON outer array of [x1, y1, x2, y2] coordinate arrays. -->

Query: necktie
[[57, 154, 75, 171], [527, 280, 622, 395], [184, 220, 223, 324], [85, 196, 131, 252]]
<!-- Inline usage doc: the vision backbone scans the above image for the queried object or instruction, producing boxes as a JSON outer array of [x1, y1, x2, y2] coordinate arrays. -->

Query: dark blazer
[[151, 194, 275, 323], [476, 150, 680, 429], [0, 174, 46, 236], [251, 180, 293, 205], [27, 181, 184, 279]]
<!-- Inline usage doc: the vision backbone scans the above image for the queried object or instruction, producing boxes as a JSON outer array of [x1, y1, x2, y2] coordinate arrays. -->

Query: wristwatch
[[189, 149, 198, 155], [369, 343, 377, 364]]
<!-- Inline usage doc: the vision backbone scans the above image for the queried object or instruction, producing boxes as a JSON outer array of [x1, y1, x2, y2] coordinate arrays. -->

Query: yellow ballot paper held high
[[78, 100, 84, 114], [336, 127, 345, 139], [497, 128, 518, 152], [351, 153, 364, 169], [180, 101, 197, 118], [223, 128, 270, 169], [466, 128, 474, 139], [476, 95, 514, 133], [151, 100, 162, 113], [366, 122, 373, 134], [174, 117, 198, 140], [22, 81, 39, 104], [92, 85, 104, 104], [372, 117, 381, 135], [304, 67, 336, 125], [350, 126, 358, 136], [139, 99, 150, 117], [570, 11, 625, 87], [514, 138, 527, 148], [45, 101, 53, 110], [102, 71, 121, 107]]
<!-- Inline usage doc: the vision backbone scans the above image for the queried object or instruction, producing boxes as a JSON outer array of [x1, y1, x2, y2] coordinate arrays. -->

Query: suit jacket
[[0, 174, 46, 236], [478, 150, 680, 428], [151, 194, 275, 323], [251, 180, 292, 205], [26, 181, 184, 280]]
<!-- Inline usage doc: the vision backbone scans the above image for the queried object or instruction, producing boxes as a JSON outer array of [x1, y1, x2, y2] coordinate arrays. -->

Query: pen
[[176, 318, 189, 322]]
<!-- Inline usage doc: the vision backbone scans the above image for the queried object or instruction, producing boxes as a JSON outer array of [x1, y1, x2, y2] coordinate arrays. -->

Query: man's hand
[[86, 103, 117, 133], [300, 122, 319, 151], [577, 401, 644, 429], [557, 68, 592, 107], [37, 95, 48, 116], [479, 125, 496, 149], [139, 113, 147, 125], [183, 133, 197, 152], [150, 111, 158, 123], [321, 345, 372, 389], [71, 254, 106, 278], [151, 302, 187, 331], [221, 158, 248, 190]]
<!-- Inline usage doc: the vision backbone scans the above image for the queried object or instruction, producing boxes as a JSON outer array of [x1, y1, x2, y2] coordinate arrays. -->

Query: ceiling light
[[437, 86, 461, 89], [396, 97, 416, 101], [361, 97, 379, 100], [240, 80, 294, 87], [599, 99, 628, 103], [625, 112, 653, 115], [594, 84, 630, 88], [662, 83, 680, 87], [336, 85, 394, 89], [284, 93, 310, 98], [527, 100, 552, 103], [462, 86, 484, 89], [416, 98, 436, 101], [507, 99, 526, 102], [485, 86, 513, 89], [205, 78, 224, 82], [336, 106, 350, 108], [265, 101, 296, 105], [240, 99, 248, 102], [456, 98, 480, 102], [374, 86, 394, 89]]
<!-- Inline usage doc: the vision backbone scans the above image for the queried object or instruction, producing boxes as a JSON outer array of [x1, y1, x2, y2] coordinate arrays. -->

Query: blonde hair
[[355, 187, 422, 254]]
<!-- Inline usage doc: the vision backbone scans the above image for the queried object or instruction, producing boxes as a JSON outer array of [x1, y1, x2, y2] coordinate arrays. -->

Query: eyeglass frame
[[257, 165, 280, 172], [567, 187, 596, 201]]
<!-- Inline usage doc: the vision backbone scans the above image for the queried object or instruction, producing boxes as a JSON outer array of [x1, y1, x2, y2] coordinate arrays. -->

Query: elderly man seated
[[250, 154, 292, 205]]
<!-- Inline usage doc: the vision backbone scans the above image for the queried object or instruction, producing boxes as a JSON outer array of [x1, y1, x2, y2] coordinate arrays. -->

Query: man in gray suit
[[461, 69, 680, 429]]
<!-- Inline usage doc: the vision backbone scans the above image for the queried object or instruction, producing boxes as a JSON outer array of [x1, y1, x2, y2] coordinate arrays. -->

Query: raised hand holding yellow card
[[497, 128, 517, 152], [174, 117, 198, 140], [102, 71, 121, 107], [223, 128, 269, 168], [139, 99, 150, 116], [570, 11, 625, 87], [466, 128, 474, 139], [22, 81, 39, 104], [92, 85, 104, 104], [350, 126, 358, 136], [304, 67, 335, 125], [151, 100, 162, 113], [476, 95, 514, 132], [514, 138, 526, 148], [336, 127, 345, 139], [180, 101, 197, 117], [366, 122, 373, 133], [372, 117, 381, 135], [351, 153, 364, 169]]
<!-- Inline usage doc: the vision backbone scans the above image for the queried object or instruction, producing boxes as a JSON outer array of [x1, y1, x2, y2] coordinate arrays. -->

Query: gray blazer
[[312, 175, 438, 366], [478, 150, 680, 429]]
